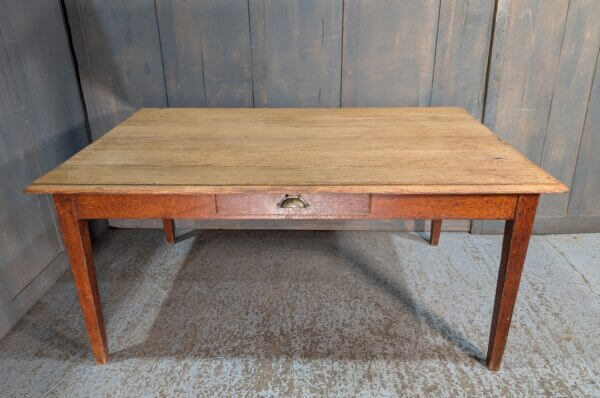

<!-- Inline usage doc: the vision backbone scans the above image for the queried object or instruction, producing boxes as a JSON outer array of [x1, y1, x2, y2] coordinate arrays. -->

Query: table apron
[[57, 193, 520, 221]]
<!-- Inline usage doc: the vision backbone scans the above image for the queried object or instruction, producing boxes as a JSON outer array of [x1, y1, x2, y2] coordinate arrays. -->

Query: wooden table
[[26, 108, 567, 370]]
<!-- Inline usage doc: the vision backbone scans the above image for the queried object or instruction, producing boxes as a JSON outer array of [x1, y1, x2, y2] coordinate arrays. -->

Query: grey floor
[[0, 229, 598, 397]]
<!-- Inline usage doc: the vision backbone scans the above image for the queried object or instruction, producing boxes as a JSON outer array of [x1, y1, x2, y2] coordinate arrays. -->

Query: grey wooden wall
[[0, 0, 90, 336], [474, 0, 600, 233], [62, 0, 599, 233]]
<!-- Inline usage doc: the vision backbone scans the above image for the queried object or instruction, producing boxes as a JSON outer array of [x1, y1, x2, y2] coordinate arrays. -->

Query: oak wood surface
[[216, 194, 370, 216], [26, 108, 567, 195], [54, 195, 108, 364], [487, 194, 539, 370], [65, 193, 519, 221]]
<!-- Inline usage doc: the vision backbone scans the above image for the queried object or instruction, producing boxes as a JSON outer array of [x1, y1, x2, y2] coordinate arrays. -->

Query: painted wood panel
[[64, 0, 167, 140], [61, 0, 600, 232], [249, 0, 343, 107], [0, 0, 88, 335], [475, 0, 600, 233], [538, 0, 600, 216], [431, 0, 495, 119], [341, 0, 440, 106], [157, 0, 253, 107], [568, 51, 600, 216], [483, 0, 568, 161]]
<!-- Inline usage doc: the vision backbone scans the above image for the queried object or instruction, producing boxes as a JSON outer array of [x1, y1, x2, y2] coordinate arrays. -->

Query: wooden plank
[[26, 108, 568, 195], [0, 0, 88, 299], [0, 252, 68, 338], [249, 0, 343, 107], [64, 0, 167, 140], [431, 0, 495, 119], [484, 0, 569, 161], [475, 0, 572, 234], [341, 0, 439, 106], [73, 194, 216, 219], [538, 0, 600, 216], [66, 193, 518, 221], [155, 0, 206, 106], [216, 194, 370, 216], [371, 195, 517, 220], [567, 50, 600, 216], [156, 0, 252, 107]]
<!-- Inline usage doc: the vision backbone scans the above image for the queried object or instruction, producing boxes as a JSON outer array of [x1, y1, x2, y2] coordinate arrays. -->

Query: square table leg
[[54, 195, 109, 364], [429, 219, 442, 245], [162, 218, 176, 244], [486, 194, 539, 370]]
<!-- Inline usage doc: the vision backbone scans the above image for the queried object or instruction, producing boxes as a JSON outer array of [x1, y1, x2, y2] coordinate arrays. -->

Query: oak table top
[[26, 107, 567, 195]]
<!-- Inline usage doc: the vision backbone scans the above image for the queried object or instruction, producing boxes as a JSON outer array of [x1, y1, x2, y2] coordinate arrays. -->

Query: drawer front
[[216, 194, 371, 216]]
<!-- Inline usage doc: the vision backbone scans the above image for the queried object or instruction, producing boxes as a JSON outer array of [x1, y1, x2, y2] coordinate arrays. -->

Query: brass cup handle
[[277, 195, 309, 209]]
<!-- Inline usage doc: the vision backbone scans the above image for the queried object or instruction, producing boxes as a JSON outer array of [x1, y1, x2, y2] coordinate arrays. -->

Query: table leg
[[429, 219, 442, 245], [54, 195, 109, 364], [486, 194, 538, 370], [163, 218, 175, 244]]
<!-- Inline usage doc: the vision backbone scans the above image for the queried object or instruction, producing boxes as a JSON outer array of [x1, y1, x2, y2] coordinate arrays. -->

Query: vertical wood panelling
[[568, 51, 600, 216], [155, 0, 207, 107], [61, 0, 600, 232], [341, 0, 440, 106], [431, 0, 495, 119], [157, 0, 253, 107], [0, 38, 62, 300], [484, 0, 568, 161], [538, 0, 600, 216], [0, 0, 88, 299], [0, 0, 88, 336], [64, 0, 167, 140], [249, 0, 343, 107]]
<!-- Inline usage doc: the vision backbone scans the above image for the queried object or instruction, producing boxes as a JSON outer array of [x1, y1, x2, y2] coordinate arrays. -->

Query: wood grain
[[568, 51, 600, 217], [57, 193, 520, 221], [538, 0, 600, 216], [26, 108, 567, 195], [216, 193, 370, 216], [0, 0, 89, 336], [484, 0, 569, 162], [487, 194, 539, 371], [54, 195, 108, 364], [63, 0, 167, 140], [431, 0, 495, 119], [371, 194, 518, 220], [72, 194, 216, 219], [156, 0, 253, 107], [249, 0, 343, 107], [341, 0, 439, 106]]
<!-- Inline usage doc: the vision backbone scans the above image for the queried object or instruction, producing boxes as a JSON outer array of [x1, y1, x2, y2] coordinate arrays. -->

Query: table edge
[[24, 183, 569, 195]]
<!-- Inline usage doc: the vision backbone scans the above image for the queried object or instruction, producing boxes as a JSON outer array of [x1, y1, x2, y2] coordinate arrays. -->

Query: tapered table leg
[[486, 194, 539, 371], [163, 218, 175, 244], [430, 219, 442, 245], [54, 195, 108, 364]]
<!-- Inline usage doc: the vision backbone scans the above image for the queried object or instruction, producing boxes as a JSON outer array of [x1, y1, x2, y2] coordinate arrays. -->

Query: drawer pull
[[277, 195, 309, 209]]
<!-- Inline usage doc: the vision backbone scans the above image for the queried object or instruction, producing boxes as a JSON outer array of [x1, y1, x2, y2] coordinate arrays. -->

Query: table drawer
[[216, 194, 371, 216]]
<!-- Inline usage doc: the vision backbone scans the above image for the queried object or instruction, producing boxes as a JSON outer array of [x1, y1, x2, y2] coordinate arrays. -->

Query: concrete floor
[[0, 229, 598, 397]]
